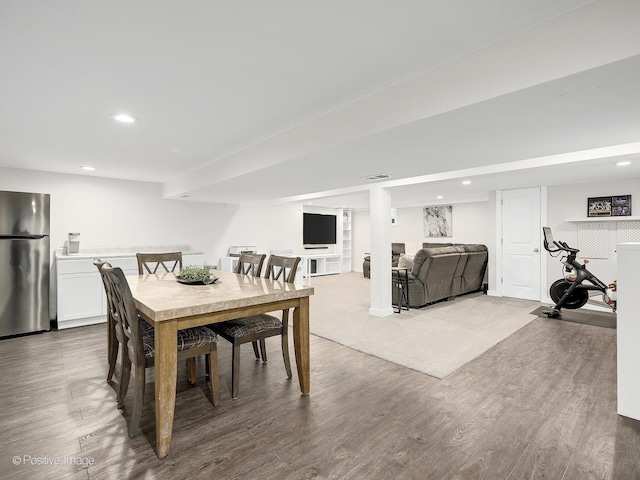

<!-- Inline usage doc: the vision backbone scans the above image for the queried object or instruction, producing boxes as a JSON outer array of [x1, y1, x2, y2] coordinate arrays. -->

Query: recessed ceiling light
[[436, 195, 443, 199], [462, 180, 471, 185], [616, 161, 631, 166], [81, 166, 96, 171], [181, 195, 191, 198], [112, 113, 137, 123]]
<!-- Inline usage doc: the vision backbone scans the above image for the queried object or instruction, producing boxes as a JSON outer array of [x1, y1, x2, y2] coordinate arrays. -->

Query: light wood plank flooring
[[0, 309, 638, 479]]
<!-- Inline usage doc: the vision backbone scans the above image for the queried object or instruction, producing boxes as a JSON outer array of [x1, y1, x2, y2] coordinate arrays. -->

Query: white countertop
[[54, 246, 204, 261]]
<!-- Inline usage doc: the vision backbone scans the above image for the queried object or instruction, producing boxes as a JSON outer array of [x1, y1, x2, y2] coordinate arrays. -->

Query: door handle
[[534, 248, 539, 252]]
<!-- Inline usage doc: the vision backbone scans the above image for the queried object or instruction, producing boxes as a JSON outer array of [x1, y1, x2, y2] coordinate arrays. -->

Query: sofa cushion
[[462, 244, 488, 253], [397, 253, 414, 269]]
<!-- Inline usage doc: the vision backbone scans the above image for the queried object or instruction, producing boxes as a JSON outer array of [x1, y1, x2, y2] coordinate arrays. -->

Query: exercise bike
[[542, 226, 616, 318]]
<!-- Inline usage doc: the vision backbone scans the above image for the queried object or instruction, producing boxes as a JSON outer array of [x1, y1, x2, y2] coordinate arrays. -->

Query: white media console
[[219, 252, 341, 284], [298, 253, 341, 281]]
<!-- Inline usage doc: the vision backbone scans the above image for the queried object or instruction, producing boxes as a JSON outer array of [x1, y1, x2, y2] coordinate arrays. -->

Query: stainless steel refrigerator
[[0, 191, 50, 337]]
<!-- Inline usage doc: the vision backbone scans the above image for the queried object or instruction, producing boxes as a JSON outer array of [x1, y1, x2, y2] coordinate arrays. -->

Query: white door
[[502, 187, 541, 300]]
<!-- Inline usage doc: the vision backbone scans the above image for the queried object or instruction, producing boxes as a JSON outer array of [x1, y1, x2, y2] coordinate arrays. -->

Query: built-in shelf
[[340, 208, 352, 273], [565, 216, 640, 223]]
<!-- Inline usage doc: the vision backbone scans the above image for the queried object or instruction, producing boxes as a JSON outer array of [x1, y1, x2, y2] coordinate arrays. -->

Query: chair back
[[264, 255, 301, 283], [136, 252, 182, 274], [93, 258, 116, 318], [235, 253, 266, 276], [391, 243, 406, 267], [101, 263, 146, 366]]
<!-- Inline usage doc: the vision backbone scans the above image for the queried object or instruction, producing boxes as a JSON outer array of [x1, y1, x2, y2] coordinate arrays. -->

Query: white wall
[[352, 200, 492, 271], [546, 176, 640, 289], [0, 167, 307, 267]]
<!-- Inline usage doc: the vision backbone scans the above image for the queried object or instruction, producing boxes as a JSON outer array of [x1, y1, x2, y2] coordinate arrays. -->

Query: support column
[[369, 186, 394, 317]]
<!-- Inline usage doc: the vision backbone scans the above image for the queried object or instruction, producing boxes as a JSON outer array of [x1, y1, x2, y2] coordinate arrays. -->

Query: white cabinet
[[617, 243, 640, 421], [57, 272, 104, 325], [220, 256, 239, 273], [56, 252, 204, 329], [298, 254, 341, 282]]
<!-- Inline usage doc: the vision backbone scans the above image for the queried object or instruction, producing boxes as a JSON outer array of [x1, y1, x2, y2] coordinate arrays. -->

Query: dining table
[[126, 269, 315, 458]]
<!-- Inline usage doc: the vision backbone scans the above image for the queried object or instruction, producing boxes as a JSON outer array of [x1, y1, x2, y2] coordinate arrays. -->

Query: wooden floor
[[1, 314, 639, 479]]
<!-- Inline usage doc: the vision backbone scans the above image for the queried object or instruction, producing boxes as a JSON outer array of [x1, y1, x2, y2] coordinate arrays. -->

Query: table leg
[[292, 296, 310, 394], [154, 320, 177, 458]]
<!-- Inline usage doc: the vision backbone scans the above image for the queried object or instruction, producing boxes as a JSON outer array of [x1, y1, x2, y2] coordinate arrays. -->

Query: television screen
[[303, 213, 337, 245]]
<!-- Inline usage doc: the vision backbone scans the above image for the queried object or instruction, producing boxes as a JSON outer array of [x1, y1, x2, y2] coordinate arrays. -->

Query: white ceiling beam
[[163, 0, 640, 199]]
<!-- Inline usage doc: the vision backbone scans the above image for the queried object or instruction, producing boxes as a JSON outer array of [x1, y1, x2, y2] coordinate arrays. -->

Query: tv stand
[[298, 253, 341, 283]]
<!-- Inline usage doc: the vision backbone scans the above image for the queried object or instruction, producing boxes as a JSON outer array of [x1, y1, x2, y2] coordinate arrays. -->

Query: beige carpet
[[307, 272, 540, 379]]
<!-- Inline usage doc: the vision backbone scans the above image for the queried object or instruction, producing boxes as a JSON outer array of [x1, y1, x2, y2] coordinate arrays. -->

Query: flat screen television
[[303, 213, 337, 245]]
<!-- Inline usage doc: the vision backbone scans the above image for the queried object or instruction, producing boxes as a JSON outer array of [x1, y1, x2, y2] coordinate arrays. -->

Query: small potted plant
[[176, 265, 217, 285]]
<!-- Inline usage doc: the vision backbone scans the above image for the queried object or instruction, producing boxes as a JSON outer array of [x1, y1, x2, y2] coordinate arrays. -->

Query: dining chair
[[136, 251, 202, 383], [136, 252, 183, 275], [100, 263, 220, 437], [93, 258, 121, 386], [232, 252, 266, 360], [211, 255, 301, 399], [234, 252, 266, 276]]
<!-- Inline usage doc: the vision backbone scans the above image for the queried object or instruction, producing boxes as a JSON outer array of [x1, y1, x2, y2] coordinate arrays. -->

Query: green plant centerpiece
[[177, 265, 216, 284]]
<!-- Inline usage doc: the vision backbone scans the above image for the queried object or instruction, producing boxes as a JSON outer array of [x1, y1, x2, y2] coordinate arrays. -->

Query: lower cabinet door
[[57, 273, 104, 327]]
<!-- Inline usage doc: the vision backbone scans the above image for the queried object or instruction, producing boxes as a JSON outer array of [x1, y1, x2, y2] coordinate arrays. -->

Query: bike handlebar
[[542, 227, 580, 254]]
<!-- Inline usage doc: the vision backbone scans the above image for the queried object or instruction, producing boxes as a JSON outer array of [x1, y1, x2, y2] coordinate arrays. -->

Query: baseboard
[[368, 306, 394, 317]]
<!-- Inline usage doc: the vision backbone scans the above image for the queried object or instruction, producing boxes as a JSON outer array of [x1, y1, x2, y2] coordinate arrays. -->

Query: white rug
[[307, 273, 540, 379]]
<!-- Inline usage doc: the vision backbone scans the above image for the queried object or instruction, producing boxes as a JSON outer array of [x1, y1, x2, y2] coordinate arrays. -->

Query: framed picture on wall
[[587, 196, 612, 217], [424, 205, 452, 237], [612, 195, 632, 216]]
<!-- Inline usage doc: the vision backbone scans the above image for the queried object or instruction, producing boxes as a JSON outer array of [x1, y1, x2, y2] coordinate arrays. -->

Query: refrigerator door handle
[[0, 234, 47, 240]]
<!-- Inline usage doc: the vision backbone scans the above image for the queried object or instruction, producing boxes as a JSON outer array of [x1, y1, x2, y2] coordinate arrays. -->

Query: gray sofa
[[392, 244, 488, 308]]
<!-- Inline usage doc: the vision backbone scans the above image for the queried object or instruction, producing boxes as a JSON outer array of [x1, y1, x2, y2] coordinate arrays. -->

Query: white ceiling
[[1, 0, 640, 209]]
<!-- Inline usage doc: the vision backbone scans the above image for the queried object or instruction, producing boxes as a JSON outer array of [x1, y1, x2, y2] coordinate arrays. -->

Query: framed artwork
[[587, 196, 612, 217], [612, 194, 632, 216], [424, 206, 452, 237]]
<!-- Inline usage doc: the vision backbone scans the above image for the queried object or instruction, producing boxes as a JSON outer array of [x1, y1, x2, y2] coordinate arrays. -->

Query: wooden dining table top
[[126, 269, 315, 324]]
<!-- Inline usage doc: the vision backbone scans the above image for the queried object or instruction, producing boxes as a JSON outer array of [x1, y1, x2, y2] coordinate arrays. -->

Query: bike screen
[[543, 227, 554, 251]]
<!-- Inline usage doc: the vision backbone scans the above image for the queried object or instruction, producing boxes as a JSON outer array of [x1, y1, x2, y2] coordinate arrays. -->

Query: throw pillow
[[397, 253, 414, 270]]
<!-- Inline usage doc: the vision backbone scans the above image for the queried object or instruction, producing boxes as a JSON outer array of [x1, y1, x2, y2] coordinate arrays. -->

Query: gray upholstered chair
[[100, 263, 220, 437], [210, 255, 301, 399], [363, 243, 405, 278]]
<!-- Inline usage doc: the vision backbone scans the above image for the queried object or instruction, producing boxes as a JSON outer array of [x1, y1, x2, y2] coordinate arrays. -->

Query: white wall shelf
[[565, 216, 640, 222], [341, 209, 352, 273]]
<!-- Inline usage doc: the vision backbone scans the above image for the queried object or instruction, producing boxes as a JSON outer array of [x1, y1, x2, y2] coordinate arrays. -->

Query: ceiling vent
[[362, 173, 391, 181]]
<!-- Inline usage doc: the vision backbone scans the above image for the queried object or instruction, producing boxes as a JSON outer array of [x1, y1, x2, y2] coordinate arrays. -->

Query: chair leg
[[187, 358, 197, 385], [281, 328, 292, 379], [128, 363, 146, 437], [208, 349, 220, 407], [259, 339, 268, 363], [118, 352, 131, 409], [231, 343, 241, 400], [251, 341, 260, 360]]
